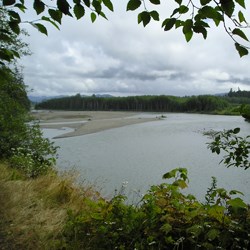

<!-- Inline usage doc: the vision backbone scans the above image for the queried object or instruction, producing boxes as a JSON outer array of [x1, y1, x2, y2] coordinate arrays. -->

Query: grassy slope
[[0, 162, 99, 250]]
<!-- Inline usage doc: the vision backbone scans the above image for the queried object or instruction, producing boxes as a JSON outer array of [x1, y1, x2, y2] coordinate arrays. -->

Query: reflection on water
[[45, 113, 250, 203]]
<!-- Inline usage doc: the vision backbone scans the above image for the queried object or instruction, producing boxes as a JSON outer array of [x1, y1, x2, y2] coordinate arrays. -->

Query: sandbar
[[31, 111, 162, 138]]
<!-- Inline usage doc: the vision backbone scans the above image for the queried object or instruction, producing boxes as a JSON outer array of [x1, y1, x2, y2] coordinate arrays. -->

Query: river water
[[43, 113, 250, 203]]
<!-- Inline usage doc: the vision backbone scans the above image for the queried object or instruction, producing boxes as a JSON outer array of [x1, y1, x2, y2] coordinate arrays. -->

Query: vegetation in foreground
[[0, 162, 100, 249], [0, 157, 249, 249]]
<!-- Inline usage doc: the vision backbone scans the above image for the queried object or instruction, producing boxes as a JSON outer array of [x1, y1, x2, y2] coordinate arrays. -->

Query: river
[[43, 113, 250, 203]]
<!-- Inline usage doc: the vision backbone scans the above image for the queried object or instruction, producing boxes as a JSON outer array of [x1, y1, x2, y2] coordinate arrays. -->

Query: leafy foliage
[[0, 0, 249, 64], [126, 0, 250, 57], [0, 7, 31, 64], [9, 124, 58, 177], [240, 104, 250, 121], [0, 66, 30, 156], [0, 66, 58, 177], [206, 128, 250, 169], [63, 168, 250, 249], [0, 0, 114, 64]]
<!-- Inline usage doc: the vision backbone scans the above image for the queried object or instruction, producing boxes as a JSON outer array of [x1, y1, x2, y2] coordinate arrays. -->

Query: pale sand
[[31, 111, 160, 138]]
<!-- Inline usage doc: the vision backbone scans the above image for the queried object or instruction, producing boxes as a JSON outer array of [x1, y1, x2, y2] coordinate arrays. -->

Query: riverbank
[[0, 162, 99, 249], [31, 111, 161, 138]]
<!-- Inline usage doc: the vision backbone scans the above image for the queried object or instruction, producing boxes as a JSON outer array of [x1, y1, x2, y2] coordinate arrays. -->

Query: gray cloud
[[21, 2, 250, 97]]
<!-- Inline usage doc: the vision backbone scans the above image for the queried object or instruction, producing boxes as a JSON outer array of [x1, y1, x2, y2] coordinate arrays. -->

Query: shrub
[[62, 168, 250, 249], [9, 124, 58, 178]]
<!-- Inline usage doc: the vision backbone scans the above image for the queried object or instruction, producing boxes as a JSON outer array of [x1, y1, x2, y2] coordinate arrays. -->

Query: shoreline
[[31, 110, 162, 138]]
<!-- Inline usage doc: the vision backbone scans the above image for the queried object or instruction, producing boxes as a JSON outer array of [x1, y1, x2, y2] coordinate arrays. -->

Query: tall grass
[[0, 162, 99, 249]]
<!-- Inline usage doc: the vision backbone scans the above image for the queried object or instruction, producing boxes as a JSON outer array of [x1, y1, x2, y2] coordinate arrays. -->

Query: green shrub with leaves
[[0, 67, 58, 177], [240, 104, 250, 121], [9, 124, 58, 177], [63, 168, 250, 249], [206, 128, 250, 170]]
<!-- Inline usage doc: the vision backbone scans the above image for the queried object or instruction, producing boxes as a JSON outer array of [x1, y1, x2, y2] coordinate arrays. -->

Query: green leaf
[[9, 21, 20, 34], [33, 23, 48, 35], [41, 16, 60, 30], [92, 0, 102, 14], [33, 0, 45, 15], [73, 4, 85, 19], [91, 12, 97, 23], [186, 225, 203, 237], [127, 0, 141, 11], [162, 18, 176, 31], [238, 11, 246, 23], [232, 28, 248, 41], [160, 223, 172, 234], [150, 10, 159, 21], [0, 49, 14, 62], [99, 11, 108, 20], [220, 0, 235, 17], [8, 10, 21, 22], [3, 0, 15, 6], [83, 0, 90, 7], [183, 19, 193, 33], [175, 20, 183, 28], [198, 6, 223, 26], [195, 20, 210, 28], [199, 6, 223, 20], [14, 3, 26, 12], [139, 11, 151, 27], [184, 30, 193, 42], [173, 179, 188, 189], [200, 0, 211, 5], [57, 0, 71, 15], [206, 229, 219, 241], [227, 197, 247, 209], [193, 25, 207, 39], [171, 8, 180, 17], [103, 0, 114, 11], [235, 0, 245, 8], [179, 5, 189, 14], [0, 33, 12, 42], [229, 189, 244, 196], [11, 49, 20, 58], [162, 168, 178, 179], [235, 43, 248, 57], [49, 9, 62, 24], [175, 0, 182, 4], [149, 0, 160, 4], [233, 127, 241, 134]]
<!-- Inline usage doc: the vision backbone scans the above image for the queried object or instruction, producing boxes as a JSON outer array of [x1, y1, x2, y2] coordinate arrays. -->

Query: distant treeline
[[36, 94, 230, 113], [228, 89, 250, 98]]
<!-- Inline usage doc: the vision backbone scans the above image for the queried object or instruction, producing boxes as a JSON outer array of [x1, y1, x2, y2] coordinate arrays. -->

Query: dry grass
[[0, 163, 99, 249]]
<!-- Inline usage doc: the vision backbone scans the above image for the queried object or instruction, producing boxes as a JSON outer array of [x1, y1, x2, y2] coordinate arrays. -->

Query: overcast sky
[[20, 1, 250, 97]]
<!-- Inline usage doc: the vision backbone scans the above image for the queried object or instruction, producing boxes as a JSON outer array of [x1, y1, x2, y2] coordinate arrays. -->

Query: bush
[[0, 66, 58, 177], [63, 168, 250, 249], [9, 124, 58, 178]]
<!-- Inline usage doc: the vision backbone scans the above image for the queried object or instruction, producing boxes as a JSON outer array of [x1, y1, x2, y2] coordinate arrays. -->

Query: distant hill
[[214, 93, 227, 97], [29, 94, 114, 103], [95, 94, 114, 98], [28, 95, 67, 103]]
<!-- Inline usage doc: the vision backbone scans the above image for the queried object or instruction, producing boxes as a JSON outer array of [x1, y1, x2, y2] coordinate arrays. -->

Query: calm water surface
[[43, 113, 250, 203]]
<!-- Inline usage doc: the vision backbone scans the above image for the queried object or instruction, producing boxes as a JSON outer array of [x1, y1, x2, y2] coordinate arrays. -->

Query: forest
[[35, 91, 250, 119]]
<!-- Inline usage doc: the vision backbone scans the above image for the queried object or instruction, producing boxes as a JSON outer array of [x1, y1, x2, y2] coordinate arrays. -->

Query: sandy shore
[[31, 111, 161, 138]]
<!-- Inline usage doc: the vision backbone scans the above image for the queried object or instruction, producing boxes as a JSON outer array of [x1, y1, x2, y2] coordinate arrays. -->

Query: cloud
[[21, 2, 250, 97]]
